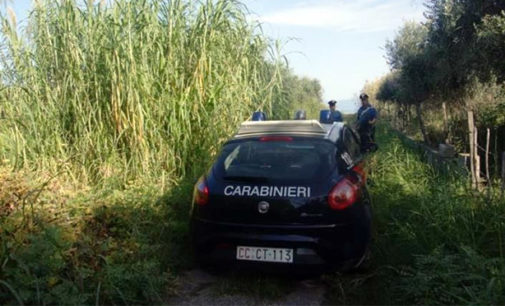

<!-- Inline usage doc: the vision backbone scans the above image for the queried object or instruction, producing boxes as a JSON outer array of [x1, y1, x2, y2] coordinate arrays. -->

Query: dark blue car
[[190, 119, 371, 272]]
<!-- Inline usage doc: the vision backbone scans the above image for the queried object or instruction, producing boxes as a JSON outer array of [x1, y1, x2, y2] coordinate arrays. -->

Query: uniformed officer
[[356, 93, 378, 152], [327, 100, 343, 123]]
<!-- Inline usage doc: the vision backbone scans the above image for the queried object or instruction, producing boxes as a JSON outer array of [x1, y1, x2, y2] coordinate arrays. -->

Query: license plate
[[236, 246, 293, 263]]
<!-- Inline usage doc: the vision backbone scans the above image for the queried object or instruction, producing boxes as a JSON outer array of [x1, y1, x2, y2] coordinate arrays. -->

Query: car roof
[[233, 120, 344, 143]]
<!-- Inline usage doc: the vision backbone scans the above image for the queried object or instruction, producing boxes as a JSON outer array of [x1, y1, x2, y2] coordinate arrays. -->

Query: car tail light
[[328, 163, 367, 210], [352, 162, 367, 184], [259, 136, 293, 142], [328, 178, 359, 210], [194, 177, 209, 206]]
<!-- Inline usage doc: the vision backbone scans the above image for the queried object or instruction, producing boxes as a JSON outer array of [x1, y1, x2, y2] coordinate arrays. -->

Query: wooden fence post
[[474, 126, 481, 190], [468, 111, 476, 189], [443, 102, 449, 143]]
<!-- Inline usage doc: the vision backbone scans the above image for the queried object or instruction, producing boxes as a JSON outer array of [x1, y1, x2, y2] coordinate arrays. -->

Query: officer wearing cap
[[327, 100, 343, 123], [356, 93, 378, 152]]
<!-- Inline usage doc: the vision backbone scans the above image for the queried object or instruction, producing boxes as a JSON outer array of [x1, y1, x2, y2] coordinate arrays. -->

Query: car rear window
[[213, 138, 337, 183]]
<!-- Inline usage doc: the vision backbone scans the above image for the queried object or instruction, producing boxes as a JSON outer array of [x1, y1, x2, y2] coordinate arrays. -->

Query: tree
[[385, 21, 428, 71], [384, 21, 433, 143], [377, 0, 505, 183], [476, 12, 505, 82]]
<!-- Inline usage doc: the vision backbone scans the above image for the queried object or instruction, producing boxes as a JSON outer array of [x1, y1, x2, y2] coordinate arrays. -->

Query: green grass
[[0, 168, 194, 304], [324, 124, 505, 305]]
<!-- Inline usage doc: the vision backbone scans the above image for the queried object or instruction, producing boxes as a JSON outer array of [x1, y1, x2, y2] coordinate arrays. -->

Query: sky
[[243, 0, 427, 112], [4, 0, 427, 113]]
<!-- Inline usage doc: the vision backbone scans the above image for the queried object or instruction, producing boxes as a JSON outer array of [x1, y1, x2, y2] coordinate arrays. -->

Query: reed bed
[[0, 0, 288, 186]]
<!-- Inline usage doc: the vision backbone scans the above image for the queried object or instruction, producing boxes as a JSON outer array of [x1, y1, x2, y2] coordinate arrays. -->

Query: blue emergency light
[[319, 110, 331, 124], [294, 110, 306, 120], [320, 109, 343, 123], [252, 111, 267, 121]]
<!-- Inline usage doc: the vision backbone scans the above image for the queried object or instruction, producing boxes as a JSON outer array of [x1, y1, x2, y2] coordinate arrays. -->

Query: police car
[[190, 114, 371, 271]]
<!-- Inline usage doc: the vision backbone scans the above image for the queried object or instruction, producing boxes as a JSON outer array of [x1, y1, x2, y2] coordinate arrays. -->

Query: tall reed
[[0, 0, 287, 185]]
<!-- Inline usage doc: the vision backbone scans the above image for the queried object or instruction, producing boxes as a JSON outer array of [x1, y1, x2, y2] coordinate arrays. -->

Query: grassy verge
[[325, 124, 505, 305], [0, 167, 195, 304]]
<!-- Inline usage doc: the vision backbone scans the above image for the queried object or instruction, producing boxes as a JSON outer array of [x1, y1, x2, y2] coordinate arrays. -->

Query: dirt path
[[168, 269, 327, 305]]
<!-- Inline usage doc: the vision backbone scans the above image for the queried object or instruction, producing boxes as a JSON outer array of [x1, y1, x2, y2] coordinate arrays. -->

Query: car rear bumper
[[190, 213, 371, 270]]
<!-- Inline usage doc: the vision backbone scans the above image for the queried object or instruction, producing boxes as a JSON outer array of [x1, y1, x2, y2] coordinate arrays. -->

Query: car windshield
[[214, 138, 337, 183]]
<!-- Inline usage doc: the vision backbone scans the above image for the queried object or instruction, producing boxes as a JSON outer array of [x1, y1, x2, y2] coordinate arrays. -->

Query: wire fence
[[391, 126, 505, 198]]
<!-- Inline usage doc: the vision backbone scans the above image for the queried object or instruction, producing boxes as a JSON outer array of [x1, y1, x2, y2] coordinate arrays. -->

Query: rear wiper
[[222, 176, 270, 183]]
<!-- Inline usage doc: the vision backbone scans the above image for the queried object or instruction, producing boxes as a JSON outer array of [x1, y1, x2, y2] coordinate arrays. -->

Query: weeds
[[325, 124, 505, 305], [0, 173, 183, 304]]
